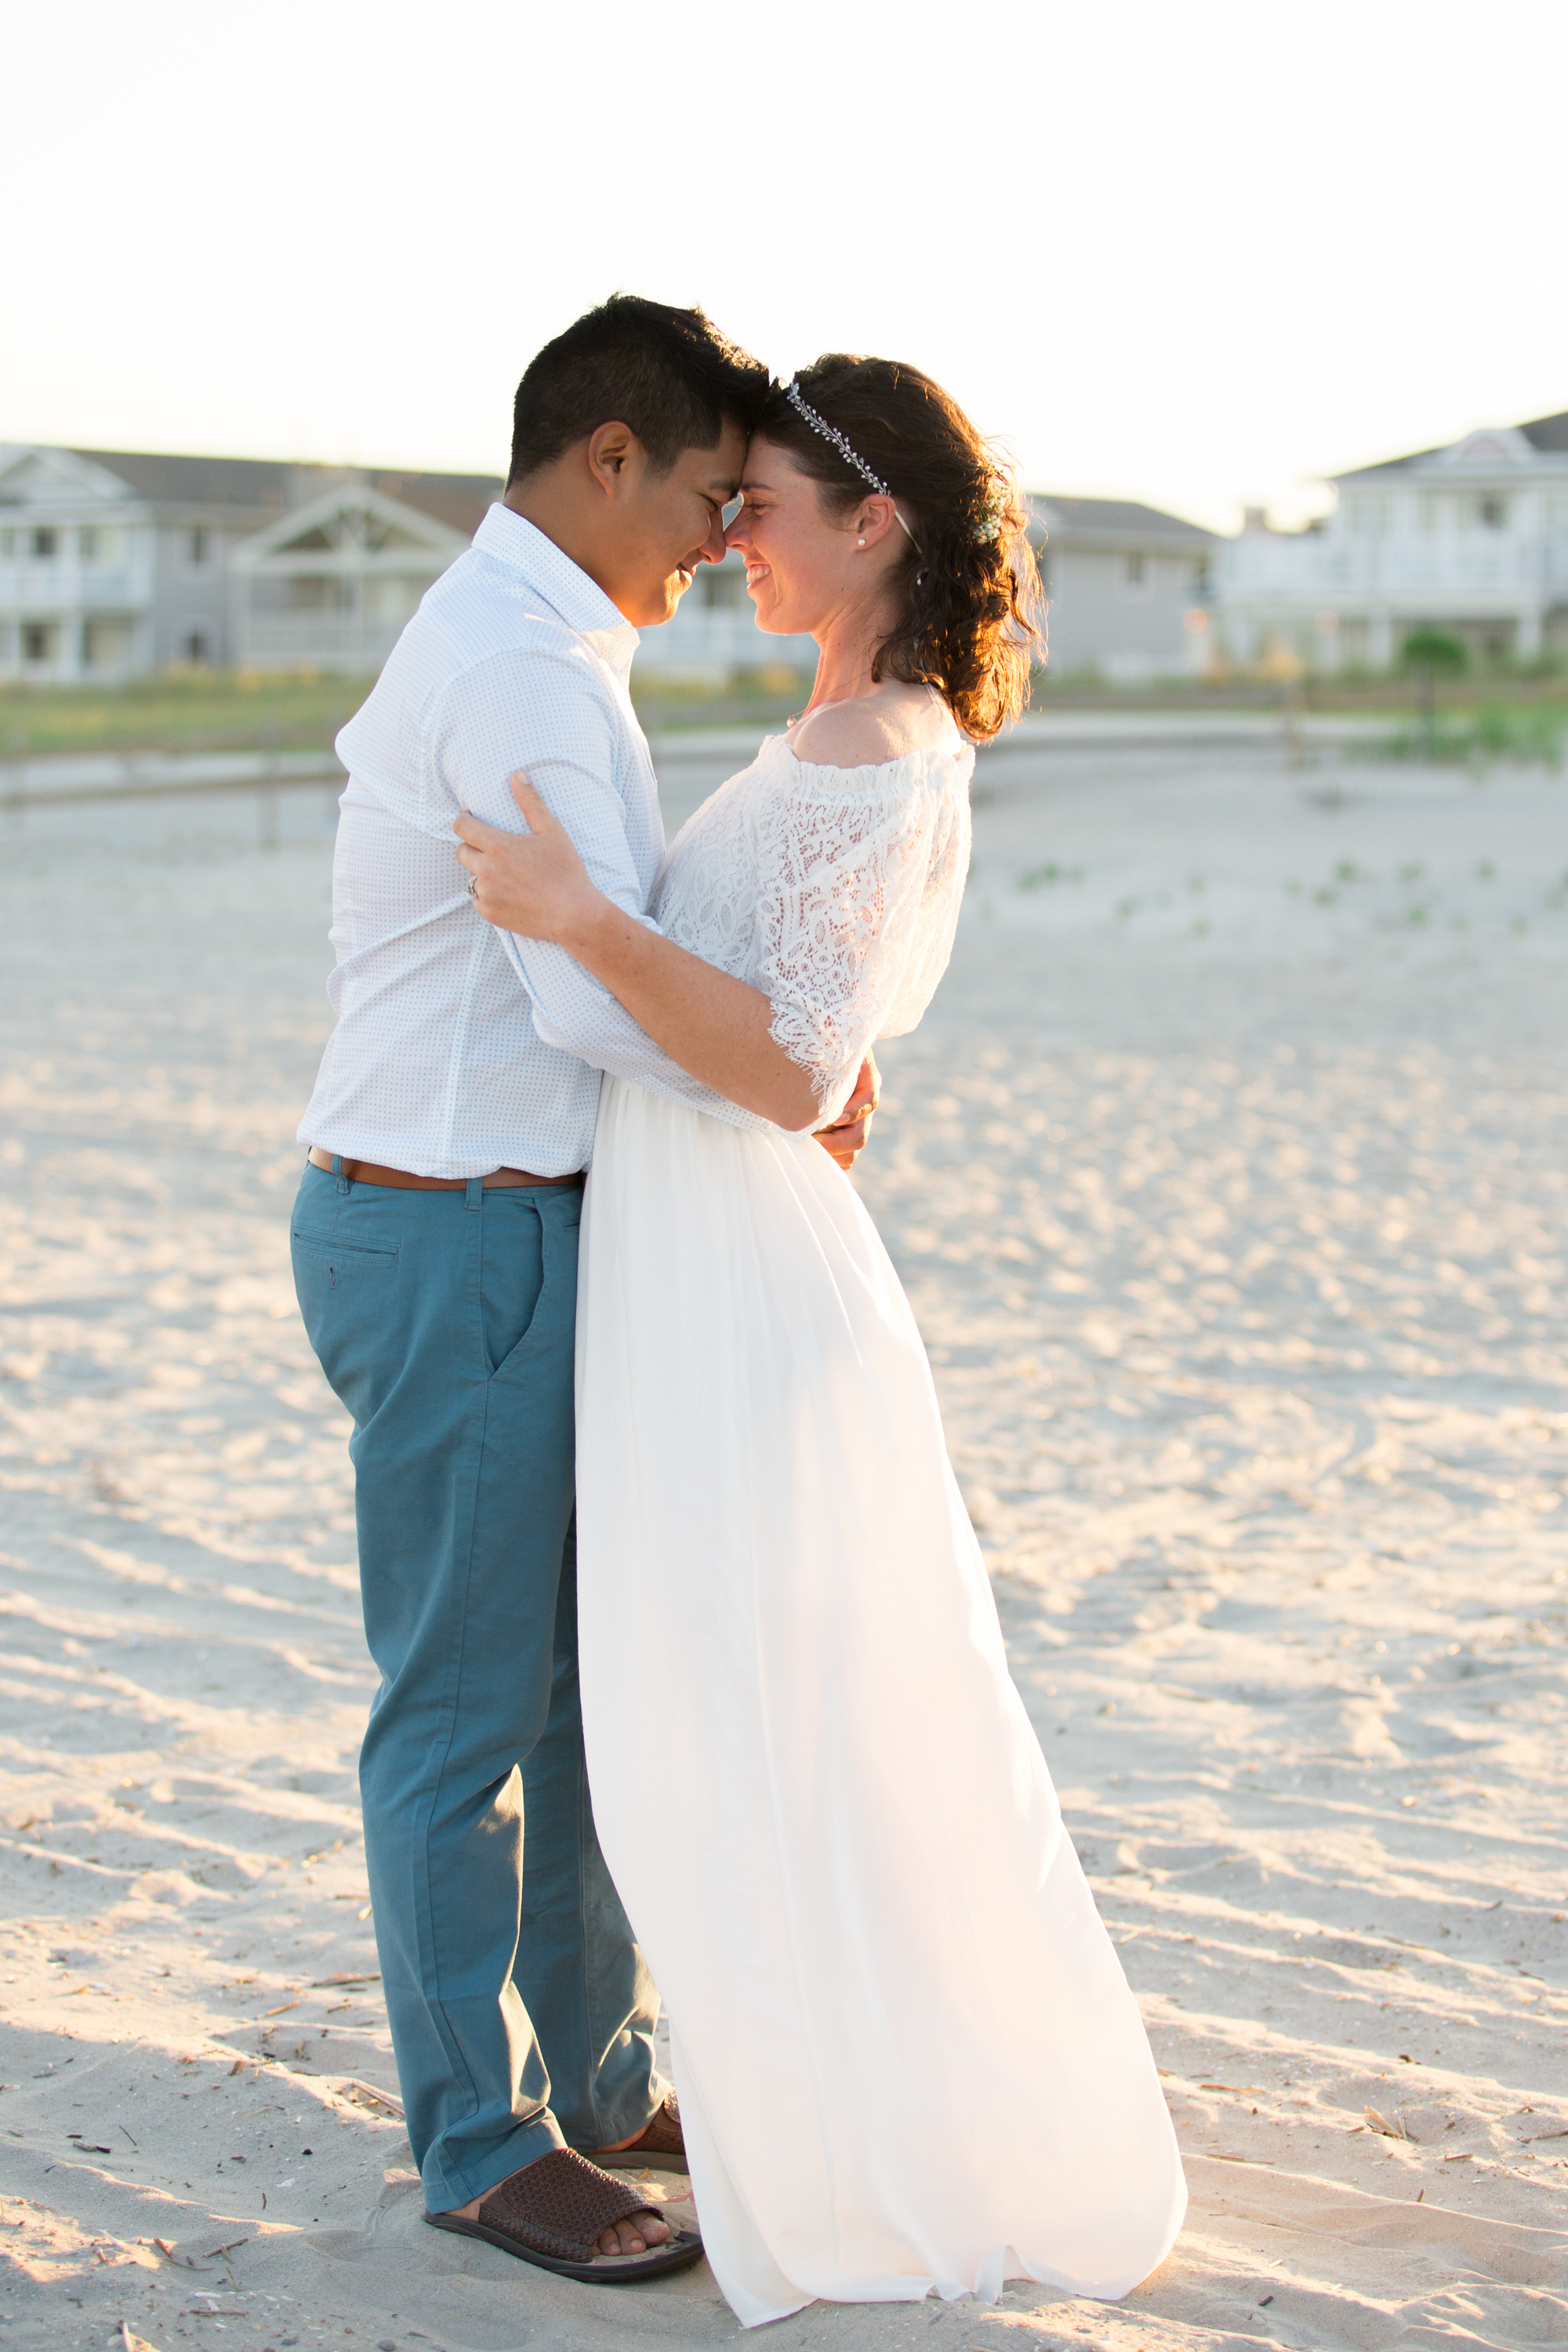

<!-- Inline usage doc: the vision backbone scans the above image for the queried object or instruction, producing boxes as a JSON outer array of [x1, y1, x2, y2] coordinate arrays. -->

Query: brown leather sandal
[[586, 2090, 688, 2174], [425, 2146, 702, 2283]]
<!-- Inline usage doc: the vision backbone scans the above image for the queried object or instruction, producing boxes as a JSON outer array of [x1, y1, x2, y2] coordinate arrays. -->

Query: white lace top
[[654, 726, 975, 1127]]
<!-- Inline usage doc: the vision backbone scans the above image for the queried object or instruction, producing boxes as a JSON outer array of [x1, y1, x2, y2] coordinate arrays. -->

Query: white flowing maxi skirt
[[575, 1078, 1185, 2327]]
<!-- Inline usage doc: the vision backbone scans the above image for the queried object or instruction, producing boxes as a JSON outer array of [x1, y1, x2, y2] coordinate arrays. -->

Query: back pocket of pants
[[292, 1231, 399, 1290]]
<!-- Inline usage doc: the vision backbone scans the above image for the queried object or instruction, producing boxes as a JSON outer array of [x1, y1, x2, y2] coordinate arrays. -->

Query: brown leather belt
[[308, 1146, 581, 1190]]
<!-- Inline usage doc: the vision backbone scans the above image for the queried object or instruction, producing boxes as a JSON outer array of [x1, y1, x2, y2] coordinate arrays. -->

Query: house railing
[[234, 615, 406, 670], [0, 564, 150, 612], [1221, 534, 1568, 607]]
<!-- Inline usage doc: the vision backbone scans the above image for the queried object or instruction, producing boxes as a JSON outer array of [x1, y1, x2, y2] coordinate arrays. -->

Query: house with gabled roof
[[1026, 495, 1218, 682], [229, 485, 470, 673], [0, 445, 501, 683], [1215, 408, 1568, 673]]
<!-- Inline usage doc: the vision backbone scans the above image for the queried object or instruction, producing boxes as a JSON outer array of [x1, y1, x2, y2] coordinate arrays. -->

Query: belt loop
[[465, 1176, 484, 1212], [331, 1152, 350, 1196]]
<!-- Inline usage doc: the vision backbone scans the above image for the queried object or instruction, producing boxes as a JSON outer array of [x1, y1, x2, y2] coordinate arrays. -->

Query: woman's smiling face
[[724, 437, 862, 638]]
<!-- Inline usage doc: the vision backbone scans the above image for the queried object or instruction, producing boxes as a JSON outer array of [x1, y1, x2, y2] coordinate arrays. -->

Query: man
[[291, 295, 877, 2285]]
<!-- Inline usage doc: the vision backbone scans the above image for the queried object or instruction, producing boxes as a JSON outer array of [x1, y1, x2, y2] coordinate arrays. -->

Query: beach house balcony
[[1215, 412, 1568, 670], [0, 497, 157, 682], [229, 486, 470, 674]]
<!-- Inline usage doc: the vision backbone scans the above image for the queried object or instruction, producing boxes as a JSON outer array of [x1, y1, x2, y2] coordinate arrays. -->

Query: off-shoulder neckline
[[764, 729, 970, 778], [781, 684, 967, 775]]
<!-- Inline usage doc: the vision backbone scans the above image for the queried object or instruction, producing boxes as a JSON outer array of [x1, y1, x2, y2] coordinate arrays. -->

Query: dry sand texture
[[0, 730, 1565, 2352]]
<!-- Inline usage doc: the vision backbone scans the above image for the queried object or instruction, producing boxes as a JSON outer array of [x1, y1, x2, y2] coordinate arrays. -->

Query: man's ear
[[585, 420, 644, 500]]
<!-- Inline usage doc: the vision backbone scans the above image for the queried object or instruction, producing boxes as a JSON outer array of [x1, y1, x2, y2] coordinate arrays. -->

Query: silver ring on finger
[[466, 873, 478, 899]]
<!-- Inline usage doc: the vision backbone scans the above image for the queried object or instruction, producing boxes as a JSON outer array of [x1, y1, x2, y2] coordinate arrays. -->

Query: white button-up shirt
[[298, 505, 763, 1177]]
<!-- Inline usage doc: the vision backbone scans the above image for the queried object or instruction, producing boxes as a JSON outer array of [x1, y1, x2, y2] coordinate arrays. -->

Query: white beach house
[[1215, 407, 1568, 673], [0, 447, 499, 684]]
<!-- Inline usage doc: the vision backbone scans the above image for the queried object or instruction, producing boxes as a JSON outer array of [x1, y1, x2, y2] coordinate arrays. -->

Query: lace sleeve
[[753, 752, 970, 1127]]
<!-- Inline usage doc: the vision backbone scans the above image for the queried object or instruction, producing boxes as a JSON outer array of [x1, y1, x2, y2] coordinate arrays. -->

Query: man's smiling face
[[609, 420, 748, 627]]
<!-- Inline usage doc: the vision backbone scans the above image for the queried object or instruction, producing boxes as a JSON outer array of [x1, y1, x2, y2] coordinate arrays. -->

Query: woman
[[456, 357, 1185, 2325]]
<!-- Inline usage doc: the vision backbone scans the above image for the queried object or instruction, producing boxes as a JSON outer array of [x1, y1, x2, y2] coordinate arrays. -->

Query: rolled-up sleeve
[[430, 641, 765, 1126]]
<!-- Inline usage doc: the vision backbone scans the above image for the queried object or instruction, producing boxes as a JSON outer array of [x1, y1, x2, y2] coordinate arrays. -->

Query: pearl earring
[[857, 535, 866, 546]]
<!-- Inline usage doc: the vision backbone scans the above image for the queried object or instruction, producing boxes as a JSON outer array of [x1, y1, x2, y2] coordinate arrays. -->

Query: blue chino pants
[[290, 1160, 658, 2211]]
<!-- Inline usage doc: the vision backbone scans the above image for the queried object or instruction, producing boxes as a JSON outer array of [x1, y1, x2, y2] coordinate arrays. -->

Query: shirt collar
[[472, 503, 641, 680]]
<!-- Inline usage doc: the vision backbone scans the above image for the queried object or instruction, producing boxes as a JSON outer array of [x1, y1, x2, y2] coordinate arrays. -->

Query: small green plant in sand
[[1397, 628, 1466, 761], [1372, 699, 1567, 771]]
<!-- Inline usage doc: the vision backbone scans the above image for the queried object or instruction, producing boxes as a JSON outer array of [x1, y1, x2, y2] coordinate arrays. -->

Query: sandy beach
[[2, 724, 1566, 2352]]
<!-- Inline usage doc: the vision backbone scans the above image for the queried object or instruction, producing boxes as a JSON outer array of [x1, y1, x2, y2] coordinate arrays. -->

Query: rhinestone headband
[[785, 379, 892, 495], [784, 379, 923, 553]]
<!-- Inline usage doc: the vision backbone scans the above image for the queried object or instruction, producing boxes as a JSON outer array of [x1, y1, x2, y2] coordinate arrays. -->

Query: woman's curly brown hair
[[755, 356, 1043, 742]]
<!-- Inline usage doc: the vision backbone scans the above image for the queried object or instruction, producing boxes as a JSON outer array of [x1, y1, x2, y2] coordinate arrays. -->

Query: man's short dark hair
[[509, 293, 768, 484]]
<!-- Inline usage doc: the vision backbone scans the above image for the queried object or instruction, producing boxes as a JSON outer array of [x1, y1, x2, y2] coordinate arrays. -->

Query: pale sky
[[4, 0, 1564, 534]]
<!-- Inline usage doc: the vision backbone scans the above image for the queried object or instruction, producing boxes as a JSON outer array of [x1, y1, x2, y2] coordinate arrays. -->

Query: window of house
[[1419, 495, 1446, 533], [1478, 495, 1508, 531], [183, 627, 212, 663], [0, 530, 13, 561], [1348, 499, 1388, 536], [21, 621, 57, 662], [30, 527, 58, 561], [79, 526, 100, 563], [188, 527, 210, 565], [1125, 552, 1145, 587]]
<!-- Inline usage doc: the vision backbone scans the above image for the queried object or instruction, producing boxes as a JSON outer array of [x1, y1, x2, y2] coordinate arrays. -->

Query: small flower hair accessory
[[973, 490, 1005, 545], [785, 379, 923, 552]]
